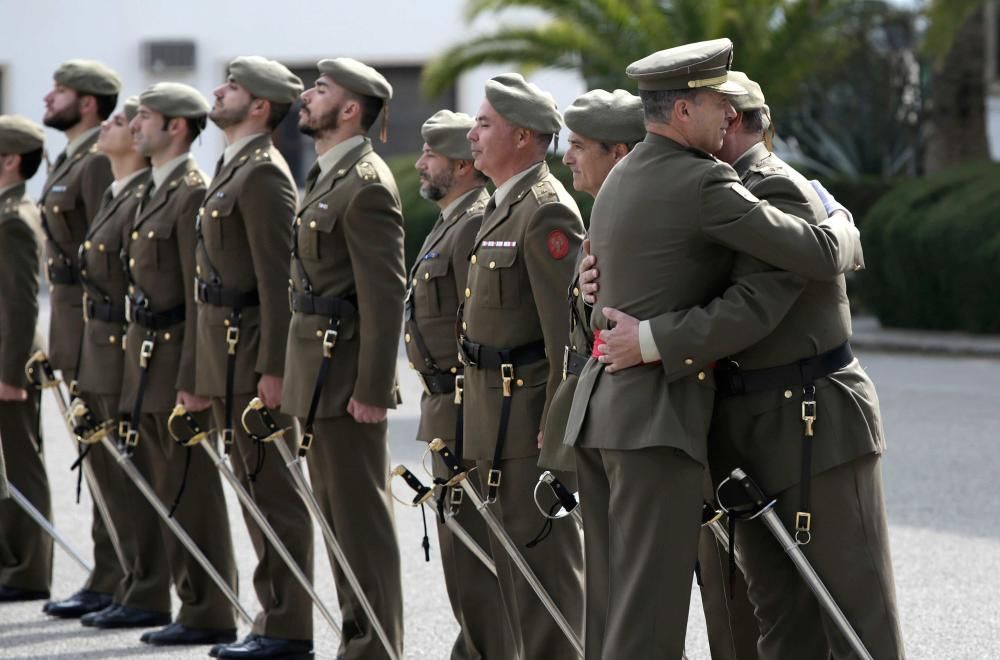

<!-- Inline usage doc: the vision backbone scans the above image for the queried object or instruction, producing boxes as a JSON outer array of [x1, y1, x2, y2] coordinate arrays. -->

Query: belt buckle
[[139, 339, 155, 368], [500, 363, 514, 398], [322, 328, 339, 358], [226, 326, 240, 355]]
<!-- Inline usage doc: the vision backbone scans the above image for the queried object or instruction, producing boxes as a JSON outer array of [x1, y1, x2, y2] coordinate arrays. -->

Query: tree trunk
[[923, 6, 990, 172]]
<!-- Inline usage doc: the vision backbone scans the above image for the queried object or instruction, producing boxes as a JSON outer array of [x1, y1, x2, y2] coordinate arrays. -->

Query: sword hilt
[[24, 350, 57, 389], [390, 465, 435, 506], [167, 404, 210, 447], [730, 468, 769, 509], [66, 397, 111, 445], [540, 471, 578, 512], [240, 397, 287, 443], [428, 438, 466, 486]]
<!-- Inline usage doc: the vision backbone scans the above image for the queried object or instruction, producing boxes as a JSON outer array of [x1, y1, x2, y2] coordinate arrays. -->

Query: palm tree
[[423, 0, 861, 111]]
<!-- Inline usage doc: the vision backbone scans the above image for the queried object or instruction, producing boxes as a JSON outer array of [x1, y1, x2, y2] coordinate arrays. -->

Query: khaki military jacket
[[405, 187, 488, 442], [563, 134, 863, 465], [119, 158, 206, 414], [39, 130, 113, 372], [281, 138, 405, 418], [706, 142, 883, 494], [0, 184, 41, 388], [77, 172, 150, 396], [195, 135, 297, 397], [461, 162, 585, 461]]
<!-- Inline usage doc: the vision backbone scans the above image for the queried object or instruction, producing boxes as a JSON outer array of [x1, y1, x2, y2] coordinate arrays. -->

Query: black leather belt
[[48, 262, 79, 285], [417, 370, 458, 395], [460, 338, 547, 370], [194, 278, 259, 308], [290, 291, 357, 319], [128, 297, 185, 330], [85, 297, 126, 324], [562, 346, 588, 379], [714, 342, 854, 396]]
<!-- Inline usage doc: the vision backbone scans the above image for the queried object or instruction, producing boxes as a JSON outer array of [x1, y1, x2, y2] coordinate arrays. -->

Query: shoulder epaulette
[[531, 180, 558, 204], [356, 161, 379, 183]]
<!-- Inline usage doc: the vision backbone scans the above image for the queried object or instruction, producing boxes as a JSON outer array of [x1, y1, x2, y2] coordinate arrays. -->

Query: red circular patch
[[547, 230, 570, 260]]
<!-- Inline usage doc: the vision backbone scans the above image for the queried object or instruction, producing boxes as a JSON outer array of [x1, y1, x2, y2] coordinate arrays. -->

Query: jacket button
[[784, 389, 793, 399], [424, 272, 429, 280], [108, 335, 116, 343], [684, 358, 693, 365], [516, 379, 524, 387], [489, 261, 496, 269], [163, 332, 171, 341], [131, 231, 139, 240], [53, 205, 60, 213], [573, 287, 580, 297], [450, 367, 457, 374], [462, 322, 467, 331], [309, 220, 317, 229], [98, 243, 105, 252], [697, 371, 706, 381], [148, 230, 155, 238], [83, 240, 92, 250], [129, 258, 135, 267], [315, 330, 323, 337], [224, 319, 230, 327], [211, 210, 219, 218], [471, 255, 477, 264], [464, 288, 471, 298], [404, 333, 411, 343]]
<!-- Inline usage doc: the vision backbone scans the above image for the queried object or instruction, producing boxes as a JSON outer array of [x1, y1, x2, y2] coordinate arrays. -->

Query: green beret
[[0, 115, 45, 154], [627, 38, 746, 95], [53, 59, 121, 96], [123, 96, 140, 123], [564, 89, 645, 144], [421, 110, 475, 161], [317, 58, 392, 101], [139, 82, 211, 118], [485, 73, 562, 134], [228, 56, 303, 104]]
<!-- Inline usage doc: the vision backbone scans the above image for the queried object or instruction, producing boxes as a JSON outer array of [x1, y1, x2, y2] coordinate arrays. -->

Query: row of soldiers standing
[[0, 38, 905, 660]]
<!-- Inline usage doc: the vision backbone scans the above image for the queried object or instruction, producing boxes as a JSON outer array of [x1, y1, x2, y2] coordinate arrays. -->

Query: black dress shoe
[[91, 604, 171, 629], [81, 603, 120, 626], [140, 622, 237, 646], [217, 635, 313, 659], [0, 585, 50, 602], [212, 634, 258, 657], [43, 589, 112, 618]]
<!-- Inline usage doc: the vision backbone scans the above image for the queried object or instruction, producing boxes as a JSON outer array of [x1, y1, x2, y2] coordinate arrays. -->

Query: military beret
[[564, 89, 645, 145], [626, 38, 746, 95], [139, 82, 211, 118], [228, 56, 304, 104], [53, 59, 121, 96], [0, 115, 45, 154], [317, 58, 392, 101], [421, 110, 475, 161], [485, 73, 562, 134], [122, 96, 140, 123]]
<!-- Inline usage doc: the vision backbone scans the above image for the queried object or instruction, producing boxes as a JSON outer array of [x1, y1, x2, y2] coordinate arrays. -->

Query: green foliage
[[388, 152, 594, 271], [859, 161, 1000, 332], [923, 0, 988, 59]]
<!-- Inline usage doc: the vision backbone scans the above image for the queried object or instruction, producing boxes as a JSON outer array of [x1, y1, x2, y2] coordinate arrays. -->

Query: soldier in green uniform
[[562, 39, 867, 659], [39, 59, 123, 620], [195, 57, 316, 660], [462, 73, 585, 659], [123, 83, 238, 647], [283, 58, 404, 660], [702, 71, 903, 659], [0, 115, 50, 602], [407, 110, 513, 659], [75, 97, 174, 630]]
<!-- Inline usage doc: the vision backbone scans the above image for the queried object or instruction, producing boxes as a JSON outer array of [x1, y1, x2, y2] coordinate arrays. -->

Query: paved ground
[[2, 336, 999, 658]]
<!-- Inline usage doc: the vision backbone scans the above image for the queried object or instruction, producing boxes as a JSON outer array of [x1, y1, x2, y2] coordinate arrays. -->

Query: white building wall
[[2, 0, 585, 195]]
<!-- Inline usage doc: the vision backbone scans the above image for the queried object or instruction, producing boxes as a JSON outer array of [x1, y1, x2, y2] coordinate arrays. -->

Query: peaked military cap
[[564, 89, 645, 144], [317, 58, 393, 101], [421, 110, 475, 161], [53, 59, 122, 96], [139, 82, 211, 118], [485, 73, 562, 134], [228, 56, 304, 104], [123, 96, 140, 123], [0, 115, 45, 154], [627, 38, 746, 95]]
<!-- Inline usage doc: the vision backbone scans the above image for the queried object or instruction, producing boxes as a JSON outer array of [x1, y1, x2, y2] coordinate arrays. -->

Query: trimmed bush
[[387, 153, 594, 271], [860, 161, 1000, 333]]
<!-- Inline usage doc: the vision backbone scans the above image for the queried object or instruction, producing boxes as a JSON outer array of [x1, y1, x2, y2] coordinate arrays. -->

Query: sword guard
[[240, 397, 287, 443], [428, 438, 467, 486], [167, 404, 209, 447], [389, 465, 435, 507]]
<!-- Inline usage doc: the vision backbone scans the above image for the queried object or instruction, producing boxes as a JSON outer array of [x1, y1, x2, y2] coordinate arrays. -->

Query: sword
[[241, 398, 400, 660], [24, 351, 252, 625], [428, 438, 584, 657], [700, 501, 746, 574], [25, 351, 127, 572], [533, 471, 583, 527], [7, 483, 92, 574], [166, 404, 342, 637], [389, 464, 497, 577], [718, 468, 874, 660]]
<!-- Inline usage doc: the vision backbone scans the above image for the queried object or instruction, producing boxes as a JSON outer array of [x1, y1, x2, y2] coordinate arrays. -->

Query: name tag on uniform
[[422, 251, 440, 260], [480, 240, 517, 248], [214, 191, 225, 198], [318, 202, 329, 210], [51, 185, 67, 193]]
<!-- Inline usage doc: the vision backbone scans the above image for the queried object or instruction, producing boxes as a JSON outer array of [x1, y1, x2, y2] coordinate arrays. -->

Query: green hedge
[[860, 161, 1000, 333], [387, 153, 594, 271]]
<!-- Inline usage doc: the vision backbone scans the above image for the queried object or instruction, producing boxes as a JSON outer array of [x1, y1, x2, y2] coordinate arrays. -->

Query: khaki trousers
[[0, 391, 52, 591], [136, 410, 237, 629], [211, 394, 314, 640], [473, 455, 584, 660], [576, 445, 704, 660], [307, 415, 403, 660]]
